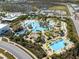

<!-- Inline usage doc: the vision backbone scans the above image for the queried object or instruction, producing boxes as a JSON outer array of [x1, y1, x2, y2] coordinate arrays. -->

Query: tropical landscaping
[[0, 1, 79, 59], [49, 5, 70, 16], [4, 13, 77, 59], [0, 3, 78, 59]]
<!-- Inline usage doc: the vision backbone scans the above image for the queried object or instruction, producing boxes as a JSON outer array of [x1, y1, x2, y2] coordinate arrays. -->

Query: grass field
[[49, 5, 66, 10], [49, 5, 70, 16], [0, 48, 15, 59]]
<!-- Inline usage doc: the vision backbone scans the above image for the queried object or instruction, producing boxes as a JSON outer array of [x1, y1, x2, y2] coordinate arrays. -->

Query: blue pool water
[[50, 39, 65, 52], [22, 21, 48, 32]]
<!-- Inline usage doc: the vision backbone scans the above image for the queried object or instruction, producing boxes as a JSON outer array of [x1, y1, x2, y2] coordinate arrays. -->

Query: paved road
[[71, 15, 79, 36], [67, 4, 79, 36], [0, 41, 32, 59]]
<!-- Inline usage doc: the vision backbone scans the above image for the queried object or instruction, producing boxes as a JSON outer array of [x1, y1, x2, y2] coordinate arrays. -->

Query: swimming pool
[[49, 39, 65, 52], [22, 20, 48, 32]]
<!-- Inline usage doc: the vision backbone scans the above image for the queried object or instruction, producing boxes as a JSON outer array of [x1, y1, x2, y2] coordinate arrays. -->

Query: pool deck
[[49, 39, 74, 54], [49, 39, 65, 52], [21, 20, 48, 32]]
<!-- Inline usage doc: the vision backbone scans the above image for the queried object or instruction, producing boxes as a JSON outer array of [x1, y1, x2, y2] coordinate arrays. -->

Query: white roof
[[71, 4, 78, 7], [0, 24, 8, 29], [2, 16, 18, 21], [2, 13, 22, 21], [74, 7, 79, 10], [71, 4, 79, 11]]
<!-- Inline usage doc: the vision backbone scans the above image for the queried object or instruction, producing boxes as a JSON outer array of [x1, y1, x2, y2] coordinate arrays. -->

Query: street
[[67, 4, 79, 36], [0, 41, 32, 59]]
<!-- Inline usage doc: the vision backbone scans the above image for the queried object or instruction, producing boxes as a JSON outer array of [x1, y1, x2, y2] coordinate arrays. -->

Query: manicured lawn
[[49, 5, 66, 10], [49, 5, 70, 16]]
